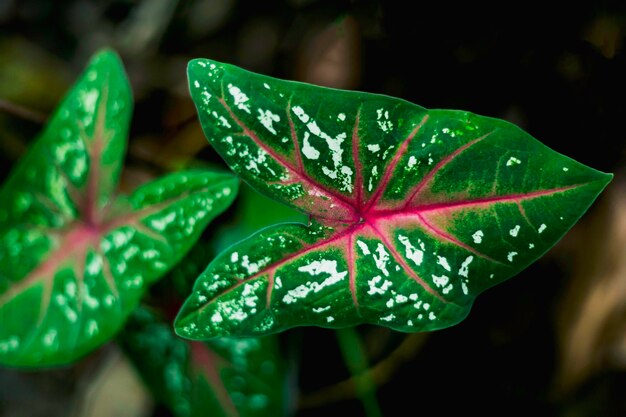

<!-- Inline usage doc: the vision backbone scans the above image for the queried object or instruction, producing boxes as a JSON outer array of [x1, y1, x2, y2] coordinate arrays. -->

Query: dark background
[[0, 1, 624, 416]]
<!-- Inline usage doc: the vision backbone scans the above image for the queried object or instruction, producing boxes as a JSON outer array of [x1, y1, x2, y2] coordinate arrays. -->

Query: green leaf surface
[[0, 51, 238, 367], [212, 182, 306, 254], [176, 58, 612, 339], [120, 307, 289, 417]]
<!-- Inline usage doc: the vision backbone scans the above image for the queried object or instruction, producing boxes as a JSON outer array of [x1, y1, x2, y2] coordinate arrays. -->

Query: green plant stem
[[336, 328, 383, 417]]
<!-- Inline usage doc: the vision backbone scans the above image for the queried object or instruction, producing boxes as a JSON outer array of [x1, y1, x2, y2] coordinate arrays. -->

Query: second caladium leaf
[[0, 51, 238, 367], [121, 307, 289, 417], [176, 59, 612, 339]]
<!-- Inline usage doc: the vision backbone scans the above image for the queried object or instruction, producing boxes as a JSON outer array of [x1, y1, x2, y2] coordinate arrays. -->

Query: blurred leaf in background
[[121, 307, 291, 417]]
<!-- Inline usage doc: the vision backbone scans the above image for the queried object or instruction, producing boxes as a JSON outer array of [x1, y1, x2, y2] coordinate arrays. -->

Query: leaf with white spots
[[120, 307, 288, 417], [0, 51, 238, 367], [176, 58, 612, 339]]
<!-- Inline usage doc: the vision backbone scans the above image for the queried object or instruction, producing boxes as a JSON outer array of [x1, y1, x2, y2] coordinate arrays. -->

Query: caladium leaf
[[120, 307, 289, 417], [0, 51, 238, 367], [176, 59, 612, 339]]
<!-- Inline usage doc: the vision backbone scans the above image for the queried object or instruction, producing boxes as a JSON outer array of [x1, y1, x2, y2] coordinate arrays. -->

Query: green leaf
[[120, 307, 289, 417], [212, 182, 306, 254], [176, 58, 612, 339], [0, 51, 238, 367]]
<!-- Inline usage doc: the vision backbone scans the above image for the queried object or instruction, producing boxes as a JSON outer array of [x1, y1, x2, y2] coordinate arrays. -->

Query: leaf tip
[[173, 310, 201, 340], [187, 58, 226, 92], [87, 48, 125, 75], [82, 48, 133, 104]]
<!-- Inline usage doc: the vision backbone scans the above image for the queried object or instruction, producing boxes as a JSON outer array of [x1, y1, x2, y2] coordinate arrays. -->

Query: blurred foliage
[[0, 1, 625, 416]]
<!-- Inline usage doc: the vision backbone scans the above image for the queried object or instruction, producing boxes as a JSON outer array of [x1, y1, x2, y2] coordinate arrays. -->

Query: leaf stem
[[299, 333, 426, 409], [0, 98, 47, 124], [336, 328, 383, 417]]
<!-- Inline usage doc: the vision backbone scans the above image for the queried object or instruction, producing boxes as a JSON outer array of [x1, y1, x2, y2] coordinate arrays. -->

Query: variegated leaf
[[176, 59, 611, 339], [0, 51, 238, 366]]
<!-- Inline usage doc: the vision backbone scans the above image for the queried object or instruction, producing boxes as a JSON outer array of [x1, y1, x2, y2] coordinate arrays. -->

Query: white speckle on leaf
[[124, 274, 142, 289], [373, 243, 391, 276], [257, 109, 280, 134], [529, 243, 535, 249], [395, 294, 408, 303], [230, 311, 248, 321], [142, 249, 159, 260], [84, 289, 100, 310], [104, 295, 115, 307], [322, 166, 337, 179], [150, 212, 176, 232], [282, 260, 347, 304], [194, 80, 200, 88], [231, 252, 239, 262], [241, 255, 271, 275], [437, 256, 451, 271], [472, 230, 484, 244], [423, 303, 430, 310], [408, 156, 417, 168], [382, 145, 395, 159], [326, 316, 335, 323], [80, 89, 99, 123], [507, 251, 518, 262], [0, 336, 20, 353], [367, 144, 380, 153], [538, 224, 547, 234], [337, 113, 346, 121], [86, 320, 99, 337], [356, 240, 370, 255], [367, 275, 392, 295], [292, 105, 309, 123], [211, 311, 223, 323], [563, 167, 569, 172], [65, 281, 77, 297], [429, 312, 437, 320], [227, 84, 251, 113], [458, 256, 474, 278], [368, 166, 379, 192], [302, 132, 320, 159], [294, 106, 352, 191], [312, 306, 331, 313], [506, 157, 522, 166], [509, 225, 520, 237], [432, 274, 449, 288], [398, 235, 424, 266], [64, 308, 77, 323], [376, 108, 393, 132], [263, 83, 270, 89], [381, 314, 395, 322], [43, 329, 57, 347]]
